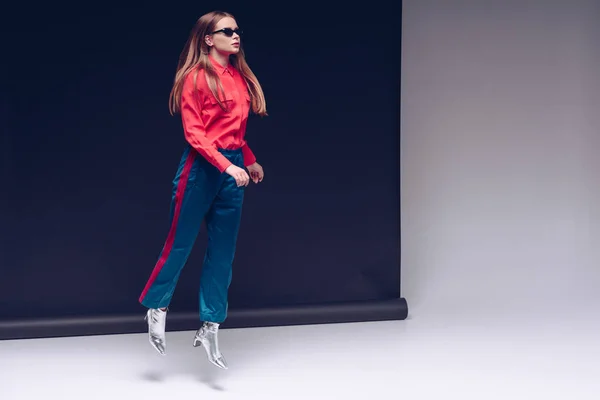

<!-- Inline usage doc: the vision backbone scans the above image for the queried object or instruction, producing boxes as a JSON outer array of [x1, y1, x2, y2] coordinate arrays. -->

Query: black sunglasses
[[211, 28, 243, 37]]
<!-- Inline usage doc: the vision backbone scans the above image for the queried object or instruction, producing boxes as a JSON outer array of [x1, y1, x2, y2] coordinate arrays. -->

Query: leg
[[139, 147, 218, 354], [194, 150, 245, 369], [198, 170, 245, 323], [139, 149, 212, 309]]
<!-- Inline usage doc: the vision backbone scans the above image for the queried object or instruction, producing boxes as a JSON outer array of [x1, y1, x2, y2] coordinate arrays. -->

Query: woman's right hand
[[225, 164, 250, 187]]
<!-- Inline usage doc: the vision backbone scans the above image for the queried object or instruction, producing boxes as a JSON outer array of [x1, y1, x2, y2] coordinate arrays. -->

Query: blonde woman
[[138, 10, 267, 370]]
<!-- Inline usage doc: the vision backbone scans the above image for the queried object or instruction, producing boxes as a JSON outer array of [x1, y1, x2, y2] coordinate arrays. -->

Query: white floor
[[2, 304, 599, 400]]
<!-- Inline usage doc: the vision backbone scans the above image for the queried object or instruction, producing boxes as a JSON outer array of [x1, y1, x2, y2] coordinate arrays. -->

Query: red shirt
[[180, 56, 256, 173]]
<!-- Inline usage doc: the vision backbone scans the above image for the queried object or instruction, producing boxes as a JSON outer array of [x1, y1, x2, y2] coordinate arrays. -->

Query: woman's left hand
[[246, 162, 264, 183]]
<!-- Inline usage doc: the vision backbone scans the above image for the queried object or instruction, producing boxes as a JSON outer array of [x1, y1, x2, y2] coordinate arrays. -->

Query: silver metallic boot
[[144, 308, 167, 355], [193, 322, 228, 369]]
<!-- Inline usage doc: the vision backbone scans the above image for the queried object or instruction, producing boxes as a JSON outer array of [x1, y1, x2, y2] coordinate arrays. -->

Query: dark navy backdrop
[[1, 1, 402, 324]]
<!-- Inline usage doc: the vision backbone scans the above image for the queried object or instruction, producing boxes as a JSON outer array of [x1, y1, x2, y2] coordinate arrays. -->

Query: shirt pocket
[[207, 91, 234, 107]]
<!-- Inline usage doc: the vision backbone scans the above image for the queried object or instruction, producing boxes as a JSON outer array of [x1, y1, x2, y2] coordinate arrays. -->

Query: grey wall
[[401, 0, 600, 317]]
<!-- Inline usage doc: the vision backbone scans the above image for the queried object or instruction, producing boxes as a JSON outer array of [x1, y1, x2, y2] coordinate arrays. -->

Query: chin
[[218, 49, 238, 56]]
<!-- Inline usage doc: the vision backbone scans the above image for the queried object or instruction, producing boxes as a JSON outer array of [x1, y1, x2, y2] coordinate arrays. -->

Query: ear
[[204, 35, 213, 47]]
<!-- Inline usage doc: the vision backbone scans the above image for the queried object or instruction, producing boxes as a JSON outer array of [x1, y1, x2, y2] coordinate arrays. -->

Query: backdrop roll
[[0, 0, 406, 340]]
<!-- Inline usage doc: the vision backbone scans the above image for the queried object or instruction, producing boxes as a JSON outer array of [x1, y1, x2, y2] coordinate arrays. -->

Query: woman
[[138, 10, 267, 370]]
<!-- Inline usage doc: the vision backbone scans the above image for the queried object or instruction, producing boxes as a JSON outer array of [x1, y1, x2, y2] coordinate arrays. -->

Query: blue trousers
[[139, 146, 245, 323]]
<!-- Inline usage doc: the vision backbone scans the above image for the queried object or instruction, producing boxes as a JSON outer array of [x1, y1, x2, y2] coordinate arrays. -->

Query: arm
[[180, 72, 232, 173], [241, 142, 257, 166]]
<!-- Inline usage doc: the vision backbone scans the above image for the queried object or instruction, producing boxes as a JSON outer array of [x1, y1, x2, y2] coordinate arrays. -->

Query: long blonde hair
[[168, 11, 267, 117]]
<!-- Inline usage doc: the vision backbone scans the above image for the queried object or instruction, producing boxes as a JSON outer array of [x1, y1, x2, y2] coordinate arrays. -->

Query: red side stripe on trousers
[[139, 150, 196, 303]]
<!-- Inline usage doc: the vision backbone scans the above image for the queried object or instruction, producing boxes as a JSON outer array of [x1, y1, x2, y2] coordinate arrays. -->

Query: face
[[205, 17, 242, 55]]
